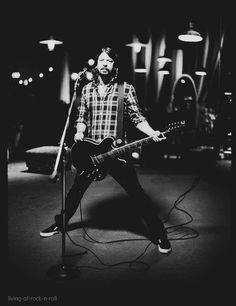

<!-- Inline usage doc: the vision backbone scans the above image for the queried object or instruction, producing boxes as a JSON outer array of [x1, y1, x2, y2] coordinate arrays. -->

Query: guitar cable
[[79, 173, 201, 243], [66, 230, 152, 271], [163, 174, 201, 240], [66, 198, 153, 271], [66, 173, 201, 271]]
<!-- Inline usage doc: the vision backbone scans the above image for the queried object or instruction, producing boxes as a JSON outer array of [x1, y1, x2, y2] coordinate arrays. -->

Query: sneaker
[[158, 236, 172, 254], [40, 224, 60, 237]]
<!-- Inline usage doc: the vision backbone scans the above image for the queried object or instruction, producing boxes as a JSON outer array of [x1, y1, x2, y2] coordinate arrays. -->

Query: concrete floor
[[7, 158, 232, 304]]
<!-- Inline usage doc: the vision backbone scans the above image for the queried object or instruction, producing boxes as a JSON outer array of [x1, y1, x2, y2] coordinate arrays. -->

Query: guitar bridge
[[90, 156, 97, 167]]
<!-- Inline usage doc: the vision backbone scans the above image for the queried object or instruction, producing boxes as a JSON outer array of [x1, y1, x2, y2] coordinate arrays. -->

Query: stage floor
[[7, 159, 232, 304]]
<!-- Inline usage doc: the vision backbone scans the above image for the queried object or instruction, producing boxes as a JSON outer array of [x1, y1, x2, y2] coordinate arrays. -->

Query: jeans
[[59, 159, 165, 242]]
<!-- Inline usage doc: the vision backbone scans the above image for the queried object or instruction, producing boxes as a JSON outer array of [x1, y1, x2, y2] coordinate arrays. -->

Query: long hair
[[92, 47, 119, 85]]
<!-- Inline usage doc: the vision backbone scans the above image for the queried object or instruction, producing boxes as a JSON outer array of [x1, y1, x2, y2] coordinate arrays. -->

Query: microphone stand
[[47, 76, 86, 280]]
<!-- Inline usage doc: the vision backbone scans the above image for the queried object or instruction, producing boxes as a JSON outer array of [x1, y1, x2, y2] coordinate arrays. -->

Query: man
[[40, 47, 171, 254]]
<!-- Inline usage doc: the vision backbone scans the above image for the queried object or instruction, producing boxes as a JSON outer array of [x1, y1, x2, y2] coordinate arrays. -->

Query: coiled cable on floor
[[66, 198, 154, 271], [66, 230, 152, 271], [66, 173, 201, 270], [163, 175, 201, 240]]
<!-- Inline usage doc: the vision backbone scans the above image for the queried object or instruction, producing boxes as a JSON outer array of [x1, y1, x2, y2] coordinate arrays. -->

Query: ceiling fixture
[[178, 22, 203, 42], [157, 55, 172, 63], [134, 68, 147, 73], [195, 68, 207, 76], [39, 35, 63, 51], [157, 49, 172, 63], [126, 37, 146, 53], [158, 62, 171, 75], [134, 50, 147, 73]]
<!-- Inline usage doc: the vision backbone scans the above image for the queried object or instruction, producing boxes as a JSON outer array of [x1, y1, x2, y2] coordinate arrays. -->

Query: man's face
[[96, 51, 114, 76]]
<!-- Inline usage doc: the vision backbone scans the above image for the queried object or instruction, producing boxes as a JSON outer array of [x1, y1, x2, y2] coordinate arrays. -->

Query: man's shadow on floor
[[66, 194, 175, 240]]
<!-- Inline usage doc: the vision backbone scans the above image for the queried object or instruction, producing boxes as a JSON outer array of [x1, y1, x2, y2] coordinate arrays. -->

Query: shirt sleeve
[[126, 84, 147, 126], [75, 86, 88, 127]]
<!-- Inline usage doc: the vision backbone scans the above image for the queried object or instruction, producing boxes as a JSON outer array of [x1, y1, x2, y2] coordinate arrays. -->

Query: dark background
[[6, 2, 233, 160]]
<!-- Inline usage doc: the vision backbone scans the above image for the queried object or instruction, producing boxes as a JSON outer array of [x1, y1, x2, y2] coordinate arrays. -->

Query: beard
[[93, 67, 118, 84], [98, 68, 110, 75]]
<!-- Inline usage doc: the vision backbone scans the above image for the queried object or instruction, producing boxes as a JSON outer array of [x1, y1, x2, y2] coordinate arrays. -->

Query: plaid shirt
[[76, 81, 146, 143]]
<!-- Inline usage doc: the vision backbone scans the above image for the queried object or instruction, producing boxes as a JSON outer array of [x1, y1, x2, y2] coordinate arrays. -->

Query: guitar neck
[[102, 130, 169, 160], [92, 120, 185, 163]]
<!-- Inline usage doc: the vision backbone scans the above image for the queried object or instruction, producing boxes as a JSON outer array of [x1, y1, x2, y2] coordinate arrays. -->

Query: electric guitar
[[70, 120, 185, 181]]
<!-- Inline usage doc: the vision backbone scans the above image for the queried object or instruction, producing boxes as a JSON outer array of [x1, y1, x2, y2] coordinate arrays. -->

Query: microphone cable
[[66, 198, 154, 271], [163, 174, 201, 240], [66, 227, 152, 271], [66, 174, 201, 271]]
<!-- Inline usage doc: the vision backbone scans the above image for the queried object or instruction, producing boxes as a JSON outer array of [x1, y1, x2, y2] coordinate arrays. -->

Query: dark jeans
[[59, 159, 165, 243]]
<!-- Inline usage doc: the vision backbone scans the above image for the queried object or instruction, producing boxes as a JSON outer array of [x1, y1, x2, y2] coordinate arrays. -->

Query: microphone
[[77, 67, 88, 79]]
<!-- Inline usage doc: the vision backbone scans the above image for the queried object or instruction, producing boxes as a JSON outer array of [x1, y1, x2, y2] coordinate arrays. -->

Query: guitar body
[[70, 121, 185, 181], [70, 137, 126, 181]]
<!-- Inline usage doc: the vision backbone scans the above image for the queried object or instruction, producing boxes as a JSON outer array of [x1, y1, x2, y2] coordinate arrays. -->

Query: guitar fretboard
[[96, 131, 168, 162], [94, 120, 185, 163]]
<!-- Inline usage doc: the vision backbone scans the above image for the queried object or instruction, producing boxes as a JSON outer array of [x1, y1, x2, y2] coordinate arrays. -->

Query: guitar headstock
[[166, 120, 186, 133]]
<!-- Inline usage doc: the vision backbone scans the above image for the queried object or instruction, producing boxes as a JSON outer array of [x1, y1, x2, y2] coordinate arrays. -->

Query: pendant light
[[158, 62, 171, 75], [126, 37, 146, 53], [178, 22, 203, 42], [39, 35, 63, 51]]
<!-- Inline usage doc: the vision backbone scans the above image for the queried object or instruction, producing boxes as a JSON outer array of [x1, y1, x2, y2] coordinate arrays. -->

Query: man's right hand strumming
[[74, 122, 86, 142], [74, 132, 84, 142]]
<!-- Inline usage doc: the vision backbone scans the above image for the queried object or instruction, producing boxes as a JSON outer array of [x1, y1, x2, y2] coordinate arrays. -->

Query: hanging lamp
[[178, 22, 203, 42], [39, 35, 63, 51]]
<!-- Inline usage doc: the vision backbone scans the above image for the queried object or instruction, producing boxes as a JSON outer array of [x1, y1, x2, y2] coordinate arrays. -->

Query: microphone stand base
[[47, 264, 80, 280]]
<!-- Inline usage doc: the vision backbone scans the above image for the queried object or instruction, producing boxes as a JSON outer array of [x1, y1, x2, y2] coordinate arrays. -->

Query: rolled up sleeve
[[126, 84, 146, 126], [75, 87, 88, 127]]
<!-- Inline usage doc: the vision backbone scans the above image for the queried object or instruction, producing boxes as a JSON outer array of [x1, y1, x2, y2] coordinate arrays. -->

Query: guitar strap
[[116, 82, 124, 145]]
